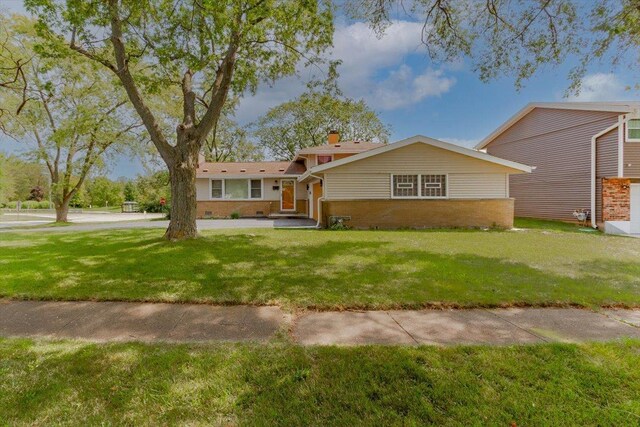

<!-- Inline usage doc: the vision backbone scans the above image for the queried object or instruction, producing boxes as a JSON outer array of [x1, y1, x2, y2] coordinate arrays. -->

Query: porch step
[[268, 212, 308, 218]]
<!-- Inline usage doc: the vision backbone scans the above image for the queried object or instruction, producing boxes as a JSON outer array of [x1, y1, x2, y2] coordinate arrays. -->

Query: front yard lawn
[[1, 338, 639, 424], [1, 222, 639, 309]]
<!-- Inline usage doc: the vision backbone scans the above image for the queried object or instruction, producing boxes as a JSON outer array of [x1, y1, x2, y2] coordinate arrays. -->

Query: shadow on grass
[[2, 339, 640, 425], [1, 229, 639, 308]]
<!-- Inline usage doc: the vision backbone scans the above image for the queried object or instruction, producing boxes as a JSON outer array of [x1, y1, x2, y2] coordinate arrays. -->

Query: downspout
[[308, 173, 324, 228], [590, 133, 597, 229]]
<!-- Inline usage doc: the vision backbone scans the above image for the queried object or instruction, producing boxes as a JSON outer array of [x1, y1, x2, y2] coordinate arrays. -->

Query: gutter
[[591, 120, 622, 228]]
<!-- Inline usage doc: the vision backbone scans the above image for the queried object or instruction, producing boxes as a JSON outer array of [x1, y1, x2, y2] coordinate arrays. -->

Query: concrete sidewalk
[[1, 300, 639, 345]]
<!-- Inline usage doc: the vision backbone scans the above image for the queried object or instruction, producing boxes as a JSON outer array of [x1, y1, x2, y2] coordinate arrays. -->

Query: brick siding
[[197, 199, 307, 218], [321, 199, 514, 229], [602, 178, 631, 221]]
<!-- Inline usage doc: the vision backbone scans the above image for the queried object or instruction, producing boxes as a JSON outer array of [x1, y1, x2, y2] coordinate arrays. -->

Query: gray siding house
[[477, 102, 640, 235]]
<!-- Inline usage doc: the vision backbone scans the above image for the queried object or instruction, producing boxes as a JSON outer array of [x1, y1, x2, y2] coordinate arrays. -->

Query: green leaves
[[253, 91, 391, 160]]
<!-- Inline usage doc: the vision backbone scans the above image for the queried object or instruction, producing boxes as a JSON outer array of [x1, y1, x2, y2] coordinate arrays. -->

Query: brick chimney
[[327, 130, 339, 145]]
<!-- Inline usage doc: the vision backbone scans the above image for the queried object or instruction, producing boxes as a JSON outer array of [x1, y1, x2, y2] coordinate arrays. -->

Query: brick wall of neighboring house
[[197, 199, 307, 218], [321, 199, 514, 229], [602, 178, 631, 221]]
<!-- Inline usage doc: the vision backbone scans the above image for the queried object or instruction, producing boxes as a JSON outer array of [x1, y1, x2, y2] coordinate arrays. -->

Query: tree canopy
[[0, 15, 143, 221], [346, 0, 639, 94], [25, 0, 335, 238], [253, 92, 390, 160]]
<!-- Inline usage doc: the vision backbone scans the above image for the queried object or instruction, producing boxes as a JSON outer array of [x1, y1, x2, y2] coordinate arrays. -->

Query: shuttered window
[[421, 175, 446, 198], [391, 174, 447, 199], [392, 175, 418, 197]]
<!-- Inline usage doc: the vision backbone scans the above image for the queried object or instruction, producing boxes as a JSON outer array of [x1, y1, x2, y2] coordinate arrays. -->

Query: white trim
[[209, 178, 264, 201], [619, 115, 625, 176], [476, 102, 640, 150], [298, 135, 532, 182], [280, 179, 296, 211], [390, 173, 448, 199], [590, 121, 621, 228]]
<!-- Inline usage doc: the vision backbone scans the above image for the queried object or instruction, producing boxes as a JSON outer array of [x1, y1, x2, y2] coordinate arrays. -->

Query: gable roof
[[197, 161, 305, 177], [298, 135, 533, 181], [475, 102, 640, 150]]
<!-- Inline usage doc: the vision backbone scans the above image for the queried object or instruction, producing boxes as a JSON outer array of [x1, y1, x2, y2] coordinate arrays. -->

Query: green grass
[[1, 338, 640, 425], [514, 217, 593, 233], [1, 224, 640, 309]]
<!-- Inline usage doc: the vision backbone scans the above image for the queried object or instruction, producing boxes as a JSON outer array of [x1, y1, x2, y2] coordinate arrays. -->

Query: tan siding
[[324, 173, 390, 199], [449, 174, 508, 198], [196, 178, 210, 201], [595, 128, 619, 222], [485, 108, 620, 221], [327, 142, 517, 175], [624, 142, 640, 177], [196, 177, 305, 201]]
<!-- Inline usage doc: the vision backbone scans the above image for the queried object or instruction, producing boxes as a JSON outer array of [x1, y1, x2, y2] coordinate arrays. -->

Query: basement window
[[627, 119, 640, 142]]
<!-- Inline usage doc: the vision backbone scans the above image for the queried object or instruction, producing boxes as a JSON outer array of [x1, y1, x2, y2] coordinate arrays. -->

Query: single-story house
[[196, 132, 532, 229], [476, 102, 640, 235]]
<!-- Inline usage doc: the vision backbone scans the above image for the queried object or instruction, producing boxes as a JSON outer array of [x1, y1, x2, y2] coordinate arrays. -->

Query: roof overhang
[[475, 102, 639, 150], [197, 174, 300, 179], [298, 135, 533, 182]]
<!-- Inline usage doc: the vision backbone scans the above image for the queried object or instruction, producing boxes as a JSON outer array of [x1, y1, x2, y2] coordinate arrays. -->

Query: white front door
[[631, 184, 640, 234]]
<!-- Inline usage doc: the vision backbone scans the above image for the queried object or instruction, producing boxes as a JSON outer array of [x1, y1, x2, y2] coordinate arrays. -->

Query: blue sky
[[1, 2, 637, 179]]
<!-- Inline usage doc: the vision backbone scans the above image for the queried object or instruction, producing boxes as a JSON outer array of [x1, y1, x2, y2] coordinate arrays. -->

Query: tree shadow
[[2, 229, 640, 308]]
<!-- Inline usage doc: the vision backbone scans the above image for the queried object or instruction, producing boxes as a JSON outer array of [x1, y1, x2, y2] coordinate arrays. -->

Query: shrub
[[6, 201, 17, 209], [38, 201, 51, 209], [230, 211, 241, 219]]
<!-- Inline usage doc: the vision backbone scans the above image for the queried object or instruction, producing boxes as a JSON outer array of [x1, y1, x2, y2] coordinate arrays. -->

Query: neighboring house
[[196, 132, 532, 229], [477, 102, 640, 235]]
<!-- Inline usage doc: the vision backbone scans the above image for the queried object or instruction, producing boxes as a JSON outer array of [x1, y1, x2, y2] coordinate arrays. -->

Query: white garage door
[[631, 184, 640, 234]]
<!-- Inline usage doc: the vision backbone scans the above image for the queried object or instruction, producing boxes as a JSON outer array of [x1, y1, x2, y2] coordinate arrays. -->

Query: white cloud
[[566, 73, 628, 102], [235, 20, 456, 122], [372, 65, 455, 110]]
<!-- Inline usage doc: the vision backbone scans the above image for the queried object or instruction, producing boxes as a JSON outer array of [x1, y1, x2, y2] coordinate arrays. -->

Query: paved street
[[1, 300, 639, 345], [0, 216, 316, 232]]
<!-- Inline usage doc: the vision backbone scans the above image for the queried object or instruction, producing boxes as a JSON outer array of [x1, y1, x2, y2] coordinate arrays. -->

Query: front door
[[280, 179, 296, 211], [631, 184, 640, 233]]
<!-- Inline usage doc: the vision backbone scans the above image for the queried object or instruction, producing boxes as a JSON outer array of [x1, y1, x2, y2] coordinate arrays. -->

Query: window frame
[[390, 174, 448, 199], [316, 154, 333, 165], [626, 118, 640, 142], [210, 178, 264, 201]]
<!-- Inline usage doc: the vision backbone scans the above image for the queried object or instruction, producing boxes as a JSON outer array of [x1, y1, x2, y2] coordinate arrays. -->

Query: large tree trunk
[[164, 142, 199, 240], [55, 200, 70, 223]]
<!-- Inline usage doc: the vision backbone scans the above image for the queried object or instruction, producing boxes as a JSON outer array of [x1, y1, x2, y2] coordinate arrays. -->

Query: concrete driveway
[[0, 217, 317, 232]]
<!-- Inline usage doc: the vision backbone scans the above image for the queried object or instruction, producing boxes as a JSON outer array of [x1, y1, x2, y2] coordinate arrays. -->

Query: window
[[393, 175, 418, 197], [627, 119, 640, 142], [317, 155, 332, 165], [250, 179, 262, 199], [225, 179, 248, 199], [421, 175, 446, 198], [211, 179, 223, 199], [392, 174, 447, 198], [211, 179, 263, 200]]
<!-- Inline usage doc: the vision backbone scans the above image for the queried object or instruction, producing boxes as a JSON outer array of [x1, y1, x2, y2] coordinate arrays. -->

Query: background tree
[[0, 16, 143, 222], [205, 112, 264, 162], [27, 0, 334, 239], [85, 177, 125, 208], [347, 0, 638, 95], [253, 91, 390, 160], [123, 181, 138, 203]]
